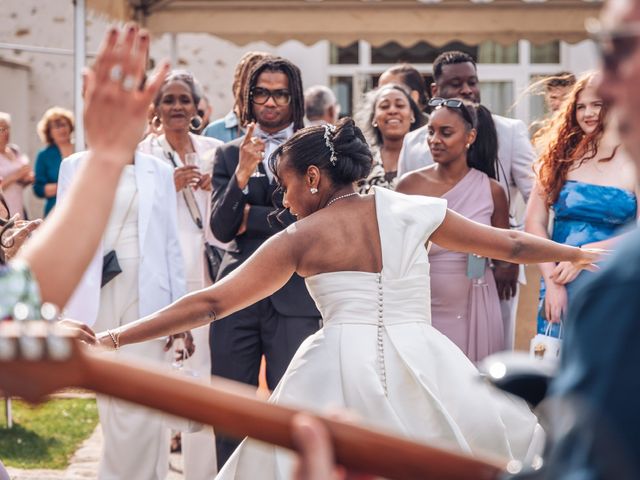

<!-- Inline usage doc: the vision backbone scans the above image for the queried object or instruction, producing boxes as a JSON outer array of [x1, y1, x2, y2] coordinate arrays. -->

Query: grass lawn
[[0, 398, 98, 469]]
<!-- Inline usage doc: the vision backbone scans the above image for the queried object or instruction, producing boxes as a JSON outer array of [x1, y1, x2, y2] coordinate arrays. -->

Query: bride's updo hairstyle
[[270, 117, 373, 186]]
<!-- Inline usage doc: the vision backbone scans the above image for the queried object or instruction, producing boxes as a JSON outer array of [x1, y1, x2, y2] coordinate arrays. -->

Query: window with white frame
[[327, 40, 568, 126]]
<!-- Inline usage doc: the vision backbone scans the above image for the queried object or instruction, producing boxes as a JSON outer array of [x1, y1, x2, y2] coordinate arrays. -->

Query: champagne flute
[[184, 152, 202, 187]]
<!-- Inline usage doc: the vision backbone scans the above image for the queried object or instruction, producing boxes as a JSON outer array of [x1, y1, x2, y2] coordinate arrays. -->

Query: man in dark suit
[[209, 56, 321, 469]]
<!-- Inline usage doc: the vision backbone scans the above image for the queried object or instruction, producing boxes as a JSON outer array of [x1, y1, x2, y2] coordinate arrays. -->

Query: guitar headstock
[[0, 316, 86, 404]]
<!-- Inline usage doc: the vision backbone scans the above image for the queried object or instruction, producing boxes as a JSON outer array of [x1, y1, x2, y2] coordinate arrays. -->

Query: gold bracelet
[[107, 329, 120, 350]]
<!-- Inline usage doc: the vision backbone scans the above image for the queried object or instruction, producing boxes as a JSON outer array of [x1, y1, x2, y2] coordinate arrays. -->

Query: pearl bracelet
[[107, 329, 120, 350]]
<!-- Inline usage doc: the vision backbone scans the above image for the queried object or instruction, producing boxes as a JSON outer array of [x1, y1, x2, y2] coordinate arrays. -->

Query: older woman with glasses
[[0, 112, 34, 217], [33, 107, 75, 217]]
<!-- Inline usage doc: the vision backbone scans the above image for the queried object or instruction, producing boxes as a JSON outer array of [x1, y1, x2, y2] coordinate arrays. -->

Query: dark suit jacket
[[210, 136, 319, 317]]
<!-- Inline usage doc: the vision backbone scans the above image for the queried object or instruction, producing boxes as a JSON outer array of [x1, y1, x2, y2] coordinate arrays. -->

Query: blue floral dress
[[538, 181, 637, 336], [0, 261, 41, 320]]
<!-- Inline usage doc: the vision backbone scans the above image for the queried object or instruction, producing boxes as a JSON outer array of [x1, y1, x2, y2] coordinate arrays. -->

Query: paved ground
[[5, 427, 185, 480]]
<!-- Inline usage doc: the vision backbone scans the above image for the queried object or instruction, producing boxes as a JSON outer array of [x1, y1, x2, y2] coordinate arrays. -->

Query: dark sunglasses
[[428, 97, 474, 126], [251, 87, 291, 106], [587, 18, 640, 74]]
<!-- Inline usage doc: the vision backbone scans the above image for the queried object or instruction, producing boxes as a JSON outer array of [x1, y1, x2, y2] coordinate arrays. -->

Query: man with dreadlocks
[[208, 56, 320, 470]]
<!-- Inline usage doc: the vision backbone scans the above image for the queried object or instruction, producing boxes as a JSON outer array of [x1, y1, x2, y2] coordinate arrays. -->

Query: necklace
[[326, 192, 359, 207]]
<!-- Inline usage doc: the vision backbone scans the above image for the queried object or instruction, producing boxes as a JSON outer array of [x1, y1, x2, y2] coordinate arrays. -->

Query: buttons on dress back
[[376, 273, 388, 396]]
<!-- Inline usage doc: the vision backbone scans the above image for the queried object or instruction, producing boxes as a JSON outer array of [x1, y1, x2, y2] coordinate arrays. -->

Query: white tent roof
[[87, 0, 604, 46]]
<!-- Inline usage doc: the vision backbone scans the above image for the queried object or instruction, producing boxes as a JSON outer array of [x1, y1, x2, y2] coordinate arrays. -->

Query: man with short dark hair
[[209, 56, 320, 469], [304, 85, 339, 126], [397, 50, 535, 353]]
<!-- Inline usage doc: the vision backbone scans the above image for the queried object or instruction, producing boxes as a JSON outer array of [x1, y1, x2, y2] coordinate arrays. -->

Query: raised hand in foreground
[[16, 25, 169, 310]]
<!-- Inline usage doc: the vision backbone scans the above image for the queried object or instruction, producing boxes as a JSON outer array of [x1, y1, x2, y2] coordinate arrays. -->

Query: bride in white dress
[[99, 118, 599, 478]]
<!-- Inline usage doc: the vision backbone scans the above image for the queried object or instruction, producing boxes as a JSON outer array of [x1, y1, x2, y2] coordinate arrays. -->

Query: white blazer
[[58, 151, 186, 326], [397, 114, 535, 203]]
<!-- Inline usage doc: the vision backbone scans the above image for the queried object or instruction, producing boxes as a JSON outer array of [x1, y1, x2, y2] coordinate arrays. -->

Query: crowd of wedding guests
[[1, 30, 637, 479]]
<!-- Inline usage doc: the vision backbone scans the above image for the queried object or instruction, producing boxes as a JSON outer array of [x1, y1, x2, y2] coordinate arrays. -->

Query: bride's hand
[[563, 247, 607, 276], [57, 319, 97, 345], [84, 24, 169, 162]]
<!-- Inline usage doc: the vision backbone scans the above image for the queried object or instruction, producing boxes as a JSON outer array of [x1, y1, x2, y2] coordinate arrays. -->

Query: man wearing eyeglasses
[[397, 51, 536, 354], [208, 56, 320, 470], [529, 2, 640, 478]]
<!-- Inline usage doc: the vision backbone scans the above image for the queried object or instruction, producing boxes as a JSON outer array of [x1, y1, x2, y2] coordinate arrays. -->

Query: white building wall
[[0, 0, 599, 216]]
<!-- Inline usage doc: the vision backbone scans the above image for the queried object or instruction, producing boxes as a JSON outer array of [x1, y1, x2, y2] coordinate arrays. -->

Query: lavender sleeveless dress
[[429, 169, 503, 362]]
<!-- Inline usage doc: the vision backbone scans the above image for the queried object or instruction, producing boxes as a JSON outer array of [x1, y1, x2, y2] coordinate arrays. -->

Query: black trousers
[[209, 297, 320, 471]]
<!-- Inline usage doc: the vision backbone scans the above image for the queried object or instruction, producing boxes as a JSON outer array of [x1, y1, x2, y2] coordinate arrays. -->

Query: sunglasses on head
[[428, 97, 474, 126], [587, 17, 640, 74]]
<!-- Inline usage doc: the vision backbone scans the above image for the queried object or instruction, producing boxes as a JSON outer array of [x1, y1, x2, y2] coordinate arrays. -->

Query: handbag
[[204, 242, 223, 282], [101, 190, 138, 288], [529, 321, 563, 363]]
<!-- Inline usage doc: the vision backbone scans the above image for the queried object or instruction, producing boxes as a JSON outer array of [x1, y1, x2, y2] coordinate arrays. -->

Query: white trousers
[[181, 324, 218, 480], [95, 256, 170, 480]]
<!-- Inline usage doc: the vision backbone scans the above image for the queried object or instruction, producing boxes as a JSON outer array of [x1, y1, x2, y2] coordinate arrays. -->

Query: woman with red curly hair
[[526, 72, 638, 336]]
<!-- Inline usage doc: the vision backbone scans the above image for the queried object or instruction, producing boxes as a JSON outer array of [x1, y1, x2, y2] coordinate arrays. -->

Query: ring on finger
[[250, 137, 259, 145], [122, 74, 136, 91], [109, 64, 123, 82]]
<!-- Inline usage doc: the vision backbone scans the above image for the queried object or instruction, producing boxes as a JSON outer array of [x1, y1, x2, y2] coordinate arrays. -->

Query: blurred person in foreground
[[514, 2, 640, 477]]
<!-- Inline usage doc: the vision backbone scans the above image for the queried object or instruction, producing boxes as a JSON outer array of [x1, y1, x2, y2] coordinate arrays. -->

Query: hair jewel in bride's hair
[[323, 123, 338, 166]]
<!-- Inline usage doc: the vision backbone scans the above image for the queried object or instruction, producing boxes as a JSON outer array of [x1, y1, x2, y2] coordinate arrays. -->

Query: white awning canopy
[[86, 0, 603, 46]]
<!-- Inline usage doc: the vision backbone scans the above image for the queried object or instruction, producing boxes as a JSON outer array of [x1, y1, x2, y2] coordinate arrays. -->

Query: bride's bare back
[[288, 195, 383, 277]]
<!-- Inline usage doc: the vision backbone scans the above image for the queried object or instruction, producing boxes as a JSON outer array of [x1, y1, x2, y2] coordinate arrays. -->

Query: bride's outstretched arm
[[99, 229, 298, 349], [430, 209, 600, 271]]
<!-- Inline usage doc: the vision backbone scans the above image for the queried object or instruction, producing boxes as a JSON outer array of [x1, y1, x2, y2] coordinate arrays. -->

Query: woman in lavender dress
[[397, 100, 508, 362]]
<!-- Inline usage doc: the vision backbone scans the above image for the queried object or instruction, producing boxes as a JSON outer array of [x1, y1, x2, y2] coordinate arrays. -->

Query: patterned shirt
[[356, 149, 398, 194]]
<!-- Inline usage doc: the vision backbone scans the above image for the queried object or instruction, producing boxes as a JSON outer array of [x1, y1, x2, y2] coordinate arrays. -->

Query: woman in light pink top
[[0, 113, 34, 216], [397, 99, 510, 362]]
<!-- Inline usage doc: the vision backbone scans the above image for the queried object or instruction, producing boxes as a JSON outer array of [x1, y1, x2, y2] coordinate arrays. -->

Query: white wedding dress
[[217, 187, 540, 479]]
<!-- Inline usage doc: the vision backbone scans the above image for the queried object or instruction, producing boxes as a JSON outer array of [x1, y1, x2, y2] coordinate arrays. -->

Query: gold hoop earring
[[372, 121, 378, 128], [189, 115, 204, 132], [152, 115, 162, 129]]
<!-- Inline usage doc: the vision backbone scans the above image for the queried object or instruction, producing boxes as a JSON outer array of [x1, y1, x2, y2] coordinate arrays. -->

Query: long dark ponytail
[[467, 104, 498, 180]]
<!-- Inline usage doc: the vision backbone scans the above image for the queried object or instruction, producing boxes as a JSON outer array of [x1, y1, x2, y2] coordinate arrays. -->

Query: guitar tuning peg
[[46, 335, 72, 361], [0, 335, 17, 361], [41, 303, 60, 323], [13, 302, 31, 322], [19, 327, 44, 361]]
